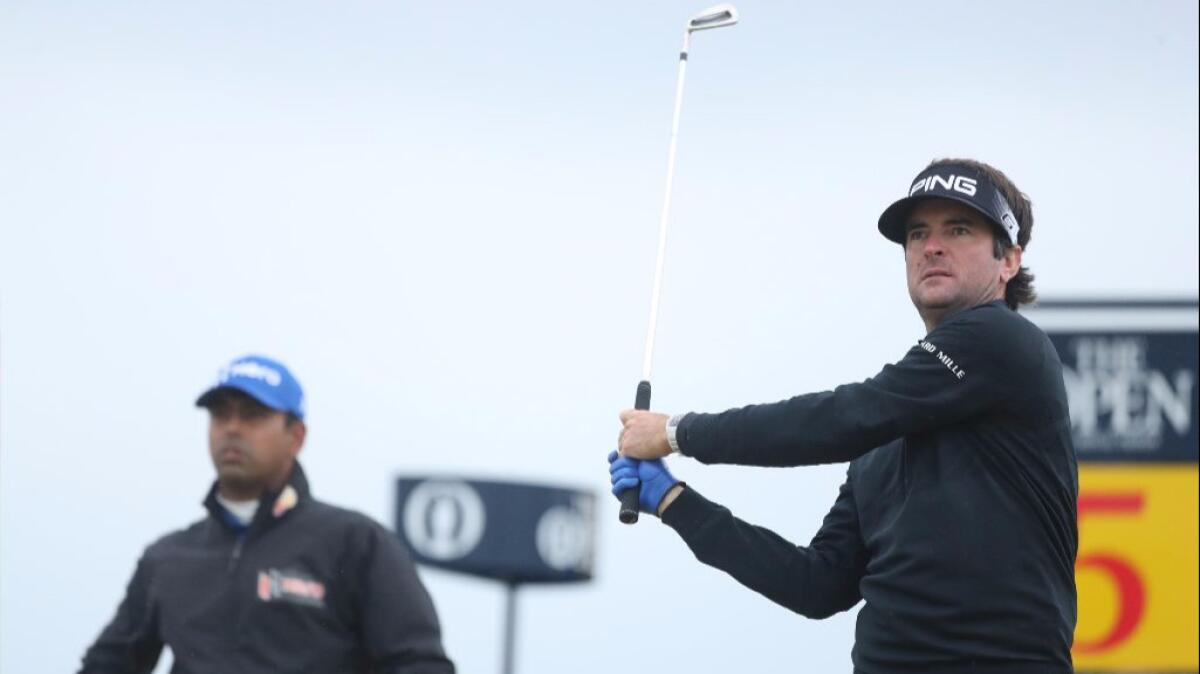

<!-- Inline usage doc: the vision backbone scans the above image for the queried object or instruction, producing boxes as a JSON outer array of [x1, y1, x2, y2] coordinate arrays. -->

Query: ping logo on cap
[[221, 360, 283, 387], [878, 161, 1022, 247], [909, 174, 978, 198]]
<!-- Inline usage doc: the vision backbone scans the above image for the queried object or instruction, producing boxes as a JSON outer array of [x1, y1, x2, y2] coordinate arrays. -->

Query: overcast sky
[[2, 2, 1197, 673]]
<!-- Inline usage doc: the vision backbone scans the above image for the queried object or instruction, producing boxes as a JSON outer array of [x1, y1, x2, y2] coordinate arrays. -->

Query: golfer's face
[[903, 199, 1006, 318], [206, 391, 299, 495]]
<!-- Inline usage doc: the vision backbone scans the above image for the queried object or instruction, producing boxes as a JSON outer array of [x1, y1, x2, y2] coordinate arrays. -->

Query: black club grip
[[618, 380, 653, 524]]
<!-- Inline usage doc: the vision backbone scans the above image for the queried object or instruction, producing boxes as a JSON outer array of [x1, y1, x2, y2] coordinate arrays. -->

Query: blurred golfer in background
[[80, 354, 454, 674]]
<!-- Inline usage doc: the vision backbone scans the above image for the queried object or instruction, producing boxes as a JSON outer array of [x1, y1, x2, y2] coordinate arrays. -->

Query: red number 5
[[1075, 493, 1146, 654]]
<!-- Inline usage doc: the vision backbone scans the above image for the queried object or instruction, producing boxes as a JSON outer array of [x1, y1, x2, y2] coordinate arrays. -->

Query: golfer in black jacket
[[80, 355, 454, 674], [612, 158, 1078, 674]]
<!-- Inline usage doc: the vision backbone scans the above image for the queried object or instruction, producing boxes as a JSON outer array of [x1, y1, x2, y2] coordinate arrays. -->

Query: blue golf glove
[[608, 450, 678, 515]]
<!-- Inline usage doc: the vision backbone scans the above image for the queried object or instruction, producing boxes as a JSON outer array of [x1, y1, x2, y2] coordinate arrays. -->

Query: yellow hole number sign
[[1074, 464, 1198, 671]]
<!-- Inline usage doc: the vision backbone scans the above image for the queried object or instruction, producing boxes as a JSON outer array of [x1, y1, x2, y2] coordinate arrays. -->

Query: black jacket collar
[[203, 461, 311, 533]]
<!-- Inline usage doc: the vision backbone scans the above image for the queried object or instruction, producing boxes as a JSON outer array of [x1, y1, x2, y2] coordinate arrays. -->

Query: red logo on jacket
[[256, 568, 326, 608]]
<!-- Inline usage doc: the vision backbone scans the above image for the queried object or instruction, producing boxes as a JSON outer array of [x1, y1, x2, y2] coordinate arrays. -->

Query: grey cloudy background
[[1, 1, 1197, 673]]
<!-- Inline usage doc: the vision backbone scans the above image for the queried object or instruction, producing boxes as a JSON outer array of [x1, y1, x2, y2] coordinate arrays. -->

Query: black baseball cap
[[878, 162, 1020, 246]]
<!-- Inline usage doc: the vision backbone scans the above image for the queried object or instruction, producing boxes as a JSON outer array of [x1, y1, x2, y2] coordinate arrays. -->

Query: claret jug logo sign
[[395, 477, 595, 585], [402, 480, 487, 562], [1025, 300, 1198, 672]]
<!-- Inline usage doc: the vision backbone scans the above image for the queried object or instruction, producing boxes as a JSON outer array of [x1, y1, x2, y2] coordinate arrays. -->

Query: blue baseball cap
[[195, 355, 306, 420]]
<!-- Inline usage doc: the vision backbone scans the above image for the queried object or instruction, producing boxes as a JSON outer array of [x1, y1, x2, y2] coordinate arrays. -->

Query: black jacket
[[664, 301, 1078, 673], [80, 463, 454, 674]]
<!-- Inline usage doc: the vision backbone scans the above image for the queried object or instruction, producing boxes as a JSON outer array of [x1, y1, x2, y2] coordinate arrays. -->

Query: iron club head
[[687, 4, 739, 32]]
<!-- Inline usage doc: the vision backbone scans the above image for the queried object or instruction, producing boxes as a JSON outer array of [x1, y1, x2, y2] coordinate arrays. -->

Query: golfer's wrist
[[657, 483, 685, 516]]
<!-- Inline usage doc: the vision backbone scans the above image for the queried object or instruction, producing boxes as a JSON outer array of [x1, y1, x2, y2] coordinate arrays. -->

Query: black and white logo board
[[394, 477, 595, 584], [1024, 299, 1198, 463]]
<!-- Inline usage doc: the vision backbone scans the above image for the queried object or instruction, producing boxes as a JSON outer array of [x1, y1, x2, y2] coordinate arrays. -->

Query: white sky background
[[1, 1, 1196, 672]]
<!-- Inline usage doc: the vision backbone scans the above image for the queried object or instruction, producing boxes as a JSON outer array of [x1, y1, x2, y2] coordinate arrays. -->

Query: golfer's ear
[[1001, 245, 1022, 284], [287, 419, 306, 453]]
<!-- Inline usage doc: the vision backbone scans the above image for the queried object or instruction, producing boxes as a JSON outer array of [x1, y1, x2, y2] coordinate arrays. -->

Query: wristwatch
[[665, 413, 687, 454]]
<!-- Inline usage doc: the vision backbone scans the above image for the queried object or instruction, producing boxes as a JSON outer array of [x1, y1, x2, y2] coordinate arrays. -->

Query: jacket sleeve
[[661, 475, 866, 619], [678, 304, 1021, 466], [358, 522, 456, 674], [78, 554, 163, 674]]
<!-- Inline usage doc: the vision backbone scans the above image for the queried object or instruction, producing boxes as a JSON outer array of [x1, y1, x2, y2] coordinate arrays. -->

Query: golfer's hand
[[618, 410, 671, 459], [608, 450, 679, 515]]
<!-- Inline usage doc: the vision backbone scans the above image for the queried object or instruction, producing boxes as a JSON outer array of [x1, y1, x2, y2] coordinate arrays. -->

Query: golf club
[[620, 4, 739, 524]]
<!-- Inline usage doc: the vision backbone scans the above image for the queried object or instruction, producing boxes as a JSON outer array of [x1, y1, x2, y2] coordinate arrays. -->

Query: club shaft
[[642, 31, 691, 382]]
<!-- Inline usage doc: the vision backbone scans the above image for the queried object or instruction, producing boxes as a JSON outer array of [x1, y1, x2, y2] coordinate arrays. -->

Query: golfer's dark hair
[[926, 158, 1036, 309]]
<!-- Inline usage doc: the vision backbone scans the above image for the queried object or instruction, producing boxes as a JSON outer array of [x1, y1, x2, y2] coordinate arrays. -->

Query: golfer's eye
[[240, 405, 271, 420], [951, 226, 971, 236], [906, 228, 927, 243]]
